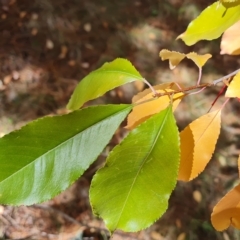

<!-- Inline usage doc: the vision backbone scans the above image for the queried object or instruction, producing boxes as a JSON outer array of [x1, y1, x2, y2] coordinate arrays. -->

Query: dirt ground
[[0, 0, 240, 239]]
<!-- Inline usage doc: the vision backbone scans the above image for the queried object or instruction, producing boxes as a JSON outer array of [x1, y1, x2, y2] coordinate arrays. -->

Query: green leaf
[[220, 0, 240, 8], [0, 104, 132, 205], [67, 58, 143, 110], [178, 2, 240, 46], [90, 106, 180, 232]]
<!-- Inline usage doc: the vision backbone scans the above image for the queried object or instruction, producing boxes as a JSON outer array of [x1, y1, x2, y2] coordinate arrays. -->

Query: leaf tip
[[176, 32, 184, 41]]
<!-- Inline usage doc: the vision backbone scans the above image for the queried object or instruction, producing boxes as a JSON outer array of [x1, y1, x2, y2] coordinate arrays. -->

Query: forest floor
[[0, 0, 240, 239]]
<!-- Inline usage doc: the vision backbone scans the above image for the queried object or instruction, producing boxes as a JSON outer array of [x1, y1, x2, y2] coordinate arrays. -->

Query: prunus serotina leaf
[[225, 72, 240, 98], [131, 82, 176, 103], [159, 49, 186, 69], [67, 58, 143, 110], [186, 52, 212, 68], [211, 183, 240, 231], [126, 83, 184, 129], [159, 50, 212, 69], [219, 0, 240, 8], [238, 155, 240, 177], [178, 109, 221, 181], [0, 104, 132, 205], [90, 106, 180, 232], [178, 2, 240, 46], [221, 20, 240, 55]]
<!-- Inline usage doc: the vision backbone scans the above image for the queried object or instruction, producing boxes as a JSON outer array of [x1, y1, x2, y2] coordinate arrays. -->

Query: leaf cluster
[[1, 1, 240, 235]]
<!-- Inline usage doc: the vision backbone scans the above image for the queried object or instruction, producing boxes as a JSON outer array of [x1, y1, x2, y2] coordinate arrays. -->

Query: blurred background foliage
[[0, 0, 240, 239]]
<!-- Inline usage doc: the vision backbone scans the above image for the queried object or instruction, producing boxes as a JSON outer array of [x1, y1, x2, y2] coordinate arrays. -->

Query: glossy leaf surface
[[178, 109, 221, 181], [225, 72, 240, 98], [0, 104, 132, 205], [67, 58, 143, 110], [126, 83, 184, 129], [90, 106, 180, 232], [211, 183, 240, 231], [178, 2, 240, 45]]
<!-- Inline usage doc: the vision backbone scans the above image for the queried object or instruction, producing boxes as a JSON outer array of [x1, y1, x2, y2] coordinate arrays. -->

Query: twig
[[135, 69, 240, 107], [147, 68, 240, 98], [32, 204, 109, 235], [143, 78, 158, 96], [197, 66, 202, 85], [33, 204, 141, 239], [154, 83, 212, 98], [33, 204, 81, 225], [188, 86, 206, 95], [173, 82, 182, 90], [213, 68, 240, 85], [207, 84, 228, 113], [2, 213, 23, 229], [133, 83, 211, 107]]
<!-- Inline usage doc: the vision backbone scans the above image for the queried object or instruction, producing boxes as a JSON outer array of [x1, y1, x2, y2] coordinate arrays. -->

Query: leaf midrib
[[186, 4, 240, 38], [90, 69, 143, 81], [115, 106, 171, 229], [189, 109, 221, 178], [0, 106, 131, 185]]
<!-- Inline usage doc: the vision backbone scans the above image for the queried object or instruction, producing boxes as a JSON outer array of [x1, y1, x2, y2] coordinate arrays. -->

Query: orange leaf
[[221, 20, 240, 55], [225, 72, 240, 98], [126, 83, 184, 130], [238, 155, 240, 177], [132, 82, 173, 103], [211, 183, 240, 231], [186, 52, 212, 68], [178, 109, 221, 181], [159, 49, 186, 70]]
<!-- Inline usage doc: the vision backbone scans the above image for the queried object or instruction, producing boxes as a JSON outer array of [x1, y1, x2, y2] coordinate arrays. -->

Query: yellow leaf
[[186, 52, 212, 68], [126, 83, 184, 130], [211, 184, 240, 231], [177, 232, 186, 240], [221, 20, 240, 55], [178, 110, 221, 181], [132, 82, 173, 103], [159, 49, 186, 70], [225, 72, 240, 98]]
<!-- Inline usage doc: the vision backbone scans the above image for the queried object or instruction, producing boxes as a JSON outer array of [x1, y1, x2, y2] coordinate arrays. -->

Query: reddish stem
[[197, 67, 202, 85], [207, 84, 227, 113]]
